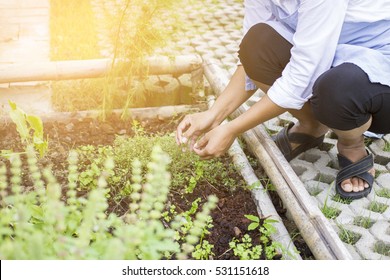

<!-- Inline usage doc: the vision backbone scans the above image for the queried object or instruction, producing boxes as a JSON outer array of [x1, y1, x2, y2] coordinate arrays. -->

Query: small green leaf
[[244, 214, 260, 223], [248, 222, 259, 231], [264, 218, 279, 224], [264, 223, 277, 233], [29, 204, 45, 222], [8, 100, 29, 142], [27, 115, 44, 138]]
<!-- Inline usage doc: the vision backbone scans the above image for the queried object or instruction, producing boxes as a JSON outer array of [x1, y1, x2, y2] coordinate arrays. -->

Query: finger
[[175, 130, 181, 145], [176, 118, 191, 144], [183, 125, 199, 144], [193, 136, 209, 156], [189, 132, 201, 150], [194, 145, 218, 160], [194, 135, 208, 150], [193, 147, 211, 158]]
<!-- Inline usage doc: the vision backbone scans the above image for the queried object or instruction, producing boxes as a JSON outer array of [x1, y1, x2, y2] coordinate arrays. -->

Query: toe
[[358, 179, 365, 191], [351, 177, 360, 192], [341, 179, 353, 192]]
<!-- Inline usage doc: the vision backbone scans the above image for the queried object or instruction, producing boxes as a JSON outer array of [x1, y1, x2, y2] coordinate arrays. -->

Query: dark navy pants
[[238, 23, 390, 133]]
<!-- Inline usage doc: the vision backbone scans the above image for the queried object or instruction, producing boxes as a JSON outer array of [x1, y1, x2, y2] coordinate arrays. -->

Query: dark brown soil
[[0, 113, 313, 260]]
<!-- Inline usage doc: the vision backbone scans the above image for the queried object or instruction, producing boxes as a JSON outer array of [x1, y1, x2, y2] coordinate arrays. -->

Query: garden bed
[[0, 110, 312, 260]]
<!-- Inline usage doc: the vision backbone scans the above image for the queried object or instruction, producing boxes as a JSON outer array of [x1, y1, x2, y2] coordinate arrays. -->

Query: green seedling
[[8, 100, 48, 157]]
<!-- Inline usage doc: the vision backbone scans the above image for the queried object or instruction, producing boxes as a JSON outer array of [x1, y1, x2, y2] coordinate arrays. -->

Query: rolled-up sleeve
[[267, 0, 349, 109]]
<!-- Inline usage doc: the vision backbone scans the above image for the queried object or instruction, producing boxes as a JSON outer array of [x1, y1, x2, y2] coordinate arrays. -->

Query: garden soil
[[0, 114, 313, 259]]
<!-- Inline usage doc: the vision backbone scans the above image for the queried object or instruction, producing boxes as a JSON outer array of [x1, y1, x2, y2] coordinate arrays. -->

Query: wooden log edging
[[204, 61, 352, 260], [207, 95, 302, 260], [0, 55, 203, 84], [0, 104, 207, 124]]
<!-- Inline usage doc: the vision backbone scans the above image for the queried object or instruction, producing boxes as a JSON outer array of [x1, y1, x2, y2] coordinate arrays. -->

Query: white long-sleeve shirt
[[243, 0, 390, 109]]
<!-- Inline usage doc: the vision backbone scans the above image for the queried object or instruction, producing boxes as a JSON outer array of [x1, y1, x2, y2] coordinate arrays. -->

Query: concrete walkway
[[0, 0, 52, 114]]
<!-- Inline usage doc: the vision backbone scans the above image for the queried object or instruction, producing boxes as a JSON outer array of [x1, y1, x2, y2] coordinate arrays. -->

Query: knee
[[311, 72, 343, 127], [239, 23, 275, 59], [238, 23, 280, 84], [312, 70, 341, 111], [311, 64, 360, 129]]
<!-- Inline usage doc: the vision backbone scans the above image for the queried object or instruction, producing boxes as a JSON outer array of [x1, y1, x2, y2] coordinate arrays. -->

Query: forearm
[[209, 65, 255, 124], [226, 94, 286, 136]]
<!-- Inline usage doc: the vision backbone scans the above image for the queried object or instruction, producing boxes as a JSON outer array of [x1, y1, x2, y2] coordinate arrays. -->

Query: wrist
[[209, 105, 229, 125], [224, 121, 241, 138]]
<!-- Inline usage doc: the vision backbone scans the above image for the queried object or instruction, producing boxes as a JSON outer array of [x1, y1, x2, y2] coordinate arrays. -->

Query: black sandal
[[274, 122, 325, 162], [335, 151, 374, 200]]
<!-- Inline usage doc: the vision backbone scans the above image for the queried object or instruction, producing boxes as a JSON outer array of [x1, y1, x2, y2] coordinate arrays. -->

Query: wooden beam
[[0, 55, 203, 83]]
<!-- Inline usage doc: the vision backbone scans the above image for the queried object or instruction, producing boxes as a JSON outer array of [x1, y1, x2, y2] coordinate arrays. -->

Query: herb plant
[[0, 145, 217, 260]]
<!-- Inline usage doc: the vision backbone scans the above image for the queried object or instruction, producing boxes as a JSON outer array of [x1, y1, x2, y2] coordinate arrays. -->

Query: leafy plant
[[8, 100, 48, 157], [186, 161, 204, 194], [191, 215, 214, 260], [112, 133, 245, 193], [229, 215, 287, 260], [246, 215, 285, 260], [192, 240, 214, 260], [0, 145, 217, 260], [161, 190, 216, 260], [76, 145, 115, 190], [229, 234, 262, 260], [176, 197, 218, 260]]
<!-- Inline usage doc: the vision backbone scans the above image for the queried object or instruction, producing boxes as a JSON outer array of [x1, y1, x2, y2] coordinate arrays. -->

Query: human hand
[[175, 111, 218, 150], [193, 124, 236, 160]]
